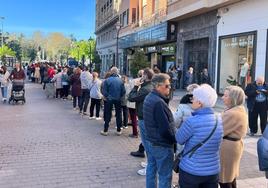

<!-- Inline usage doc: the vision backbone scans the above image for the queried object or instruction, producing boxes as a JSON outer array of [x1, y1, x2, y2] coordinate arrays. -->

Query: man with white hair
[[245, 76, 268, 135], [101, 67, 126, 136]]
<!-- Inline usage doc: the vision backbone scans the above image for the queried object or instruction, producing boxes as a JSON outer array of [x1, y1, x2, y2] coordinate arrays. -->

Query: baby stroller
[[9, 80, 26, 104]]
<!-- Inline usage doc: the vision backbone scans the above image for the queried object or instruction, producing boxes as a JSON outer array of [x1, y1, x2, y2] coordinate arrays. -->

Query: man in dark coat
[[143, 73, 176, 188], [245, 76, 268, 135]]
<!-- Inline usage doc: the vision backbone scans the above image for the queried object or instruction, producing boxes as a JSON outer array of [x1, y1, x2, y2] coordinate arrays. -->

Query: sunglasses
[[163, 84, 171, 89]]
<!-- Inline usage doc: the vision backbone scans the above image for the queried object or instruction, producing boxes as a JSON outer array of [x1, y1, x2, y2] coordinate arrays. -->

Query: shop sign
[[161, 45, 175, 55], [147, 46, 157, 53]]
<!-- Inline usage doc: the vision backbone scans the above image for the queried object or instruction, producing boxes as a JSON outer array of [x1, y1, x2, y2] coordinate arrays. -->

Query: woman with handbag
[[175, 84, 223, 188], [219, 86, 248, 188]]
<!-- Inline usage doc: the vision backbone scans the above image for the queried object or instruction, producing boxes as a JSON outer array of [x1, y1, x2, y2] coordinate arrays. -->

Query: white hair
[[193, 84, 217, 108]]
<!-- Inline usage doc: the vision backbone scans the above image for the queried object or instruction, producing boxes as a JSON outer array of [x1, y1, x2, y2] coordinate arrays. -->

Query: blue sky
[[0, 0, 96, 40]]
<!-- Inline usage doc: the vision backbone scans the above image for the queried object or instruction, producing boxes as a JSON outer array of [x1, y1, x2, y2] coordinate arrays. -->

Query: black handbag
[[173, 115, 218, 173]]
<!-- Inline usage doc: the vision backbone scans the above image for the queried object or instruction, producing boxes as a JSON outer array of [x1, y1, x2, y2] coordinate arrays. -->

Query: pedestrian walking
[[0, 66, 10, 102], [80, 66, 93, 115], [89, 72, 102, 120], [219, 86, 248, 188], [143, 73, 176, 188], [176, 84, 223, 188], [100, 67, 125, 136], [70, 67, 82, 110], [245, 76, 268, 135]]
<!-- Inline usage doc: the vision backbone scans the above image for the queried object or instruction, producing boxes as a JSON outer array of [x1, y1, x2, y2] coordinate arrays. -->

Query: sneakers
[[96, 117, 102, 120], [248, 132, 255, 137], [137, 168, 146, 176], [140, 162, 147, 168], [116, 131, 122, 136], [89, 116, 96, 120], [122, 126, 128, 129], [73, 108, 77, 111], [100, 131, 108, 136], [130, 151, 145, 158]]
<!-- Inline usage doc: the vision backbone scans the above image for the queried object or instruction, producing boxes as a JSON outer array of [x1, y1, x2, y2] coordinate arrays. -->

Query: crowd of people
[[0, 62, 267, 188]]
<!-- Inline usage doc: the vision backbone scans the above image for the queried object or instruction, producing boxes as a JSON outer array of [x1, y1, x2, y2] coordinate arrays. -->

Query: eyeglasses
[[164, 84, 171, 89]]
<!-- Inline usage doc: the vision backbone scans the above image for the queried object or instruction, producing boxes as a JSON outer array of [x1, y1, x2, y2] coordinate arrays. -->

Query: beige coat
[[220, 105, 248, 183]]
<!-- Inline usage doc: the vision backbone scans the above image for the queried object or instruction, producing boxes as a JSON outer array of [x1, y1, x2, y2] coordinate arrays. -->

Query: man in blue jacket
[[257, 126, 268, 179], [101, 67, 126, 136], [143, 73, 176, 188]]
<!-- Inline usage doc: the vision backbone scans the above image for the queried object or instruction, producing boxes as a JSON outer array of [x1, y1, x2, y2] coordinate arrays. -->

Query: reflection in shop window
[[219, 34, 255, 93]]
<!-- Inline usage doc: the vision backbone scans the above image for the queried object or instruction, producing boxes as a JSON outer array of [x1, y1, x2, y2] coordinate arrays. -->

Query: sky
[[0, 0, 96, 40]]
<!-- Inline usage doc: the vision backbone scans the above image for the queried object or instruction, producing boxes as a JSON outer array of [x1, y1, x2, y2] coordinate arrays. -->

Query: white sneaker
[[140, 162, 147, 168], [137, 168, 146, 176], [73, 108, 77, 111], [89, 116, 96, 120], [96, 117, 102, 120]]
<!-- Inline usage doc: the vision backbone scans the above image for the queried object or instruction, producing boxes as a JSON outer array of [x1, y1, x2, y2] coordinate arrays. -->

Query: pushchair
[[8, 80, 26, 104]]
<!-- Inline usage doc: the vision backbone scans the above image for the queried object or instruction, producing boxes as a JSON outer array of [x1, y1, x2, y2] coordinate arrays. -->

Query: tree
[[0, 45, 16, 63], [69, 39, 95, 63], [130, 50, 150, 77], [7, 40, 22, 61]]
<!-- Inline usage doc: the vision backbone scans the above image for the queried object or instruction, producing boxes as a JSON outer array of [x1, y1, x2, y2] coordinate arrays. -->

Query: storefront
[[217, 32, 256, 93], [216, 0, 268, 93]]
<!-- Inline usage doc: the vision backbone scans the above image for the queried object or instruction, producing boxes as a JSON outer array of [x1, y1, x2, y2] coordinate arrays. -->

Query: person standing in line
[[101, 67, 125, 136], [70, 67, 82, 110], [176, 65, 182, 89], [80, 66, 93, 115], [0, 66, 10, 102], [184, 67, 194, 88], [34, 63, 41, 83], [257, 127, 268, 179], [89, 72, 102, 120], [51, 68, 63, 99], [219, 86, 248, 188], [61, 67, 70, 100], [143, 73, 176, 188], [199, 68, 212, 85], [121, 75, 129, 129], [245, 76, 268, 135], [176, 84, 223, 188], [128, 68, 154, 176]]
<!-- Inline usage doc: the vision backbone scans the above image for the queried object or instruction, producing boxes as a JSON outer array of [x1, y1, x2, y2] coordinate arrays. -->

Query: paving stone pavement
[[0, 83, 267, 188]]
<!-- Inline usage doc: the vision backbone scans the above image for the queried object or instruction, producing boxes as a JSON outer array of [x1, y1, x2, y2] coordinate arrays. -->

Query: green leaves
[[0, 45, 16, 60], [69, 39, 96, 62], [130, 50, 150, 77]]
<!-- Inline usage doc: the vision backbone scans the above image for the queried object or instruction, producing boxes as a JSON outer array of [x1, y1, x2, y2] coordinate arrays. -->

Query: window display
[[218, 33, 256, 93]]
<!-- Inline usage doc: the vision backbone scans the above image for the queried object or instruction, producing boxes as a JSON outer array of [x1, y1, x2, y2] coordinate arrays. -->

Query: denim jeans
[[146, 141, 174, 188], [104, 100, 122, 132], [1, 87, 7, 99], [138, 120, 148, 152]]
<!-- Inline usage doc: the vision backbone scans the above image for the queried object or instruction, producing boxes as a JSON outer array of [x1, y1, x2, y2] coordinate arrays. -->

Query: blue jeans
[[1, 87, 7, 99], [146, 142, 174, 188], [138, 120, 148, 152]]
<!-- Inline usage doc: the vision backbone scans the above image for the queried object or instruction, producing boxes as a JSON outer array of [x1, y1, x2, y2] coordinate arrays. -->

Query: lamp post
[[88, 37, 93, 70], [115, 21, 122, 68], [0, 17, 5, 48]]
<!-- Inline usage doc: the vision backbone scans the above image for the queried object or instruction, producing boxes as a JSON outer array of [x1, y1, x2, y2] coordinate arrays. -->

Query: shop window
[[132, 8, 136, 23], [218, 32, 256, 93]]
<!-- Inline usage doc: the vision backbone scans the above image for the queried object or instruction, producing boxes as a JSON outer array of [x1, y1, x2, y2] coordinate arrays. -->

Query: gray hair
[[152, 73, 170, 88], [186, 84, 199, 94], [110, 67, 119, 75], [225, 86, 245, 107]]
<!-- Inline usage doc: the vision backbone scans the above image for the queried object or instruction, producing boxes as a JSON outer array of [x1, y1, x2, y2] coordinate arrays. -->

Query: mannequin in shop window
[[239, 58, 249, 89]]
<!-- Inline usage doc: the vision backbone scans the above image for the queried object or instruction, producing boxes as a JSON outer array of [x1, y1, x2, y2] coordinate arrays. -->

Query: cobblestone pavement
[[0, 84, 267, 188]]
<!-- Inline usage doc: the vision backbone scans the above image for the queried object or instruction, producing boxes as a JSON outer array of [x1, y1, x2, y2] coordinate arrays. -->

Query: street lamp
[[115, 21, 122, 68], [88, 37, 93, 70], [0, 17, 5, 48]]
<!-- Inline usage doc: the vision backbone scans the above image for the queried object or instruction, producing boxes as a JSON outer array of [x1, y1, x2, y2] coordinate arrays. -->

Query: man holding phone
[[245, 76, 268, 135]]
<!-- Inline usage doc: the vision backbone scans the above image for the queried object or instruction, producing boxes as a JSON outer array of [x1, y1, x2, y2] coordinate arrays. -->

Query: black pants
[[73, 96, 81, 108], [56, 88, 63, 98], [90, 98, 101, 117], [248, 102, 267, 134], [219, 179, 237, 188], [80, 89, 90, 113], [104, 100, 122, 132], [179, 169, 219, 188], [121, 105, 128, 127], [62, 85, 69, 98]]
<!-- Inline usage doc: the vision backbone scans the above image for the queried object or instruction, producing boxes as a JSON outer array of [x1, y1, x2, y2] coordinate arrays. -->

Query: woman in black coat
[[70, 67, 82, 110]]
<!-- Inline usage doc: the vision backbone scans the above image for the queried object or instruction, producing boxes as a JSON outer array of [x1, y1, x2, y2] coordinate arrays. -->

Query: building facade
[[96, 0, 268, 92]]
